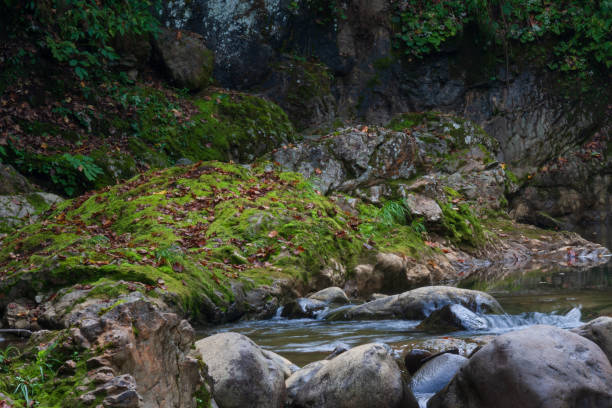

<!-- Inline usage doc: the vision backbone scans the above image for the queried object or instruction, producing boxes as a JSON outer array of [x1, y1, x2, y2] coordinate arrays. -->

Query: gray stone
[[328, 286, 503, 321], [571, 316, 612, 364], [404, 194, 442, 222], [153, 28, 214, 91], [260, 349, 299, 379], [409, 353, 467, 394], [428, 325, 612, 408], [195, 332, 286, 408], [287, 343, 418, 408], [308, 287, 349, 304]]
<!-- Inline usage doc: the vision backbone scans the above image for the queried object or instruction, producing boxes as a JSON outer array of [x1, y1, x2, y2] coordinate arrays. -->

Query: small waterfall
[[481, 307, 583, 333]]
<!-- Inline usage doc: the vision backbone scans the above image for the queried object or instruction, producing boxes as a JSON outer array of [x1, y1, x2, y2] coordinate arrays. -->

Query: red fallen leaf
[[441, 248, 450, 253], [293, 246, 305, 255], [424, 241, 438, 248], [268, 230, 278, 238], [305, 203, 315, 210], [212, 275, 220, 285], [172, 262, 184, 273], [451, 198, 461, 204], [314, 168, 322, 175], [457, 259, 465, 263]]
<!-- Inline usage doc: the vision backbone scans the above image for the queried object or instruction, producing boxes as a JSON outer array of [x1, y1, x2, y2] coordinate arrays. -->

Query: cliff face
[[161, 0, 610, 239]]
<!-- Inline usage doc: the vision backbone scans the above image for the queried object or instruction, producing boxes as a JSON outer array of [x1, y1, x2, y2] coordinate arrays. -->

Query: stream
[[201, 260, 612, 368]]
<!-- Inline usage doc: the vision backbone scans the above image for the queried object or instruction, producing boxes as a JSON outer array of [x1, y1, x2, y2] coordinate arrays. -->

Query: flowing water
[[202, 259, 612, 367]]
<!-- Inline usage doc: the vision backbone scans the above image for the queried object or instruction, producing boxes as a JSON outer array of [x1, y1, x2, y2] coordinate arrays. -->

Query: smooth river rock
[[327, 286, 503, 321], [287, 343, 418, 408], [428, 325, 612, 408], [195, 332, 286, 408], [409, 353, 468, 395], [571, 316, 612, 363], [417, 304, 488, 333]]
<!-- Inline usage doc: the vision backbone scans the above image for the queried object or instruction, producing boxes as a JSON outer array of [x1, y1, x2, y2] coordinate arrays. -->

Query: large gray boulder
[[195, 332, 286, 408], [152, 28, 214, 91], [327, 286, 503, 321], [286, 343, 418, 408], [428, 325, 612, 408], [571, 316, 612, 363]]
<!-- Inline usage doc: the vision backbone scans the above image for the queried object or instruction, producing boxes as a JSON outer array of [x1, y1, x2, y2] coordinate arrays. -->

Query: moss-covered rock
[[0, 161, 432, 322]]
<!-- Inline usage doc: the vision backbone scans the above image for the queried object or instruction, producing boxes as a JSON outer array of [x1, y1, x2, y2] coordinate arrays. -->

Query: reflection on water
[[201, 260, 612, 367]]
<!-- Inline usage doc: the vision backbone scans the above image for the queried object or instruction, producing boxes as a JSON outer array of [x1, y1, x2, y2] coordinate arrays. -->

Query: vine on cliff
[[392, 0, 611, 79]]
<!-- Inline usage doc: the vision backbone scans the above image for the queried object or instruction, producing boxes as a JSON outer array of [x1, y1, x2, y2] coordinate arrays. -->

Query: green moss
[[0, 161, 459, 319], [439, 202, 485, 247], [98, 299, 127, 315]]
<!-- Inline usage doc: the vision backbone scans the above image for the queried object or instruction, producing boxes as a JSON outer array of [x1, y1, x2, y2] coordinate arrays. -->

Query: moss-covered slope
[[0, 161, 437, 321]]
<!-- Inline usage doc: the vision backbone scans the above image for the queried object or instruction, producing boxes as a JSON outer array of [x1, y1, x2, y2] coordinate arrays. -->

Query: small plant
[[378, 200, 409, 226], [62, 153, 104, 182], [410, 217, 427, 235]]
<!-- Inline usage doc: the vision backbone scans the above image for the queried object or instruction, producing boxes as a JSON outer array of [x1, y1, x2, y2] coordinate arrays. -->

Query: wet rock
[[281, 298, 326, 319], [287, 343, 418, 408], [403, 349, 432, 375], [404, 193, 442, 223], [152, 28, 214, 91], [571, 316, 612, 363], [195, 332, 286, 408], [308, 287, 349, 305], [325, 343, 350, 360], [417, 304, 488, 333], [428, 325, 612, 408], [409, 353, 467, 395], [328, 286, 503, 321]]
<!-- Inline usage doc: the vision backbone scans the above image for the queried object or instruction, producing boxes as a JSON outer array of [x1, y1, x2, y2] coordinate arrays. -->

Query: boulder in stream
[[428, 325, 612, 408], [281, 298, 326, 319], [327, 286, 503, 321], [571, 316, 612, 364], [417, 304, 488, 333], [195, 332, 286, 408], [286, 343, 418, 408]]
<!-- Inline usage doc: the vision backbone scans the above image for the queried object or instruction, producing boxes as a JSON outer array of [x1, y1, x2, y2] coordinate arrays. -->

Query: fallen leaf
[[268, 230, 278, 238]]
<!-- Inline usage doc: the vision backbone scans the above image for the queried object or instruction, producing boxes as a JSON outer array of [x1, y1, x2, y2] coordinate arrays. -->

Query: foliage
[[391, 0, 611, 78], [3, 0, 160, 82], [3, 143, 103, 196], [378, 200, 409, 226]]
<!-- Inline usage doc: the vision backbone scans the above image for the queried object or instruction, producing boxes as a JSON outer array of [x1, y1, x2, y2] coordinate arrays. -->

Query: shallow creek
[[201, 260, 612, 368]]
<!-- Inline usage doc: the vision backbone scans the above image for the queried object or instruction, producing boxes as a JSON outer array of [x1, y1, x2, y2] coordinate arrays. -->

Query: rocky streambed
[[194, 273, 612, 408]]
